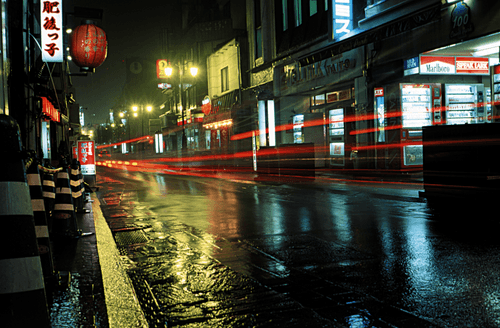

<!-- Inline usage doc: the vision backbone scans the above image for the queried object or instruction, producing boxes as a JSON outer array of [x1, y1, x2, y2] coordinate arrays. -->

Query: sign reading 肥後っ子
[[77, 140, 96, 175], [41, 1, 63, 62]]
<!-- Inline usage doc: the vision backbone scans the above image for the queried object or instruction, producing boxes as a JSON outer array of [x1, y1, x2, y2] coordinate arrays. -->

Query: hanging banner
[[41, 0, 63, 62], [77, 140, 96, 175], [41, 97, 60, 122]]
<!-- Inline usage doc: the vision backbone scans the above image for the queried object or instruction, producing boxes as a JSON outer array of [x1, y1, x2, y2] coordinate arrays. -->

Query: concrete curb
[[91, 194, 149, 328]]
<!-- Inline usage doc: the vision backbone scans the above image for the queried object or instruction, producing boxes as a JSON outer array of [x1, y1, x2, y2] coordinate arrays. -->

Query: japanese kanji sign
[[41, 1, 63, 62], [77, 140, 96, 175]]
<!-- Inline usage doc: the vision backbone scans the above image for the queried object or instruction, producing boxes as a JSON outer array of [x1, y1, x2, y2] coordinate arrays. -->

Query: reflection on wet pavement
[[97, 167, 500, 327]]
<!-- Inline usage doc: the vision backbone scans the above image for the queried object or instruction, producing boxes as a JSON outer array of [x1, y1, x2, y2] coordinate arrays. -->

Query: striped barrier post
[[70, 159, 83, 212], [0, 114, 50, 327], [27, 158, 55, 280], [52, 159, 80, 238]]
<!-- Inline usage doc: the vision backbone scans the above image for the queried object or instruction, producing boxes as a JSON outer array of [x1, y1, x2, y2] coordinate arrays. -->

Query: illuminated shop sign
[[157, 83, 172, 90], [78, 140, 96, 175], [156, 59, 169, 79], [41, 1, 63, 62], [420, 56, 456, 74], [404, 56, 419, 76], [333, 0, 353, 40], [407, 55, 489, 75], [456, 57, 489, 74]]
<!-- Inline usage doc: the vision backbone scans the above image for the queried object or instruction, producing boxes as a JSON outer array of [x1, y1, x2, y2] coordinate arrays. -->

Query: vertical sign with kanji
[[78, 140, 96, 175], [41, 1, 63, 62]]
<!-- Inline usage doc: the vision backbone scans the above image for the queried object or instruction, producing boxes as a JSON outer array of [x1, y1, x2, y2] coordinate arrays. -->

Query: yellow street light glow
[[147, 106, 153, 112], [165, 67, 173, 76], [133, 112, 138, 117], [190, 67, 198, 77], [132, 106, 138, 112], [132, 162, 138, 166], [119, 112, 124, 118]]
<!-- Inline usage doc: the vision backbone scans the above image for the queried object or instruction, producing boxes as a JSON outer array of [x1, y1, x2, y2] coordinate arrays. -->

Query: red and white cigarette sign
[[77, 140, 96, 175], [456, 57, 489, 74], [420, 56, 456, 74], [41, 1, 63, 62]]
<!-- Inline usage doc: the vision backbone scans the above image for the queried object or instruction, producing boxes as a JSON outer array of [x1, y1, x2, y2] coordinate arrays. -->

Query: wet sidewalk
[[47, 193, 148, 327]]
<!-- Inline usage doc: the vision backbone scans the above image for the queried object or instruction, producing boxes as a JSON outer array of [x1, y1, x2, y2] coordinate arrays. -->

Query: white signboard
[[41, 1, 63, 62]]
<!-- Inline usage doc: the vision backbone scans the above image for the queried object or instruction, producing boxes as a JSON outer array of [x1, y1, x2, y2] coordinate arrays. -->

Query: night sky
[[66, 0, 177, 125]]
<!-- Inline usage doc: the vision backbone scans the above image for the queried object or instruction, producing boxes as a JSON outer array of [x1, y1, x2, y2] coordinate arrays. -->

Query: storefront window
[[311, 93, 326, 107]]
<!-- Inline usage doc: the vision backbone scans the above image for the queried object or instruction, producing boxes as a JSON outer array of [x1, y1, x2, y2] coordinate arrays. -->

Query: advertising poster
[[77, 140, 96, 175]]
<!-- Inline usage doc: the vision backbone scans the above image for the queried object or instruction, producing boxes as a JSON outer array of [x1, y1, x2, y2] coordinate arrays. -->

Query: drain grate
[[114, 229, 148, 255]]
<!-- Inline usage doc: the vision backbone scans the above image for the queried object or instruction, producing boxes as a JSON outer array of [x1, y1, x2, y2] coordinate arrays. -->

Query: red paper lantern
[[70, 22, 108, 72]]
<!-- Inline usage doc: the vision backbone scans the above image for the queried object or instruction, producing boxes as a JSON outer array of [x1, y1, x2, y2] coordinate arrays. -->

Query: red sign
[[201, 96, 212, 115], [41, 97, 60, 122], [72, 146, 78, 159], [156, 59, 169, 79], [456, 57, 489, 74], [78, 140, 96, 175], [374, 88, 384, 97]]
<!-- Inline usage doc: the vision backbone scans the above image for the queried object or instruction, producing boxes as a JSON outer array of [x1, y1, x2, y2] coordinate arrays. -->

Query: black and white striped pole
[[0, 115, 50, 327]]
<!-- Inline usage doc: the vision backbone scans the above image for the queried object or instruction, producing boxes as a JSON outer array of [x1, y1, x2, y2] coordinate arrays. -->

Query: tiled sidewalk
[[47, 194, 148, 327]]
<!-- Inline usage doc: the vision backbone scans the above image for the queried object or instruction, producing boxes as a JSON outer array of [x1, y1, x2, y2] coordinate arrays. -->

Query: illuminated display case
[[492, 65, 500, 122], [293, 114, 304, 144], [401, 85, 433, 129], [329, 108, 344, 166], [444, 84, 485, 125], [376, 83, 442, 169]]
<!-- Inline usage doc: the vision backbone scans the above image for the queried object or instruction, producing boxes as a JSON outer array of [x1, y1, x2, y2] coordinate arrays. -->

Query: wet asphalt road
[[96, 166, 500, 327]]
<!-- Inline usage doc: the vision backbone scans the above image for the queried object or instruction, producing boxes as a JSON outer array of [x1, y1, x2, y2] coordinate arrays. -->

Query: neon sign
[[333, 0, 353, 40]]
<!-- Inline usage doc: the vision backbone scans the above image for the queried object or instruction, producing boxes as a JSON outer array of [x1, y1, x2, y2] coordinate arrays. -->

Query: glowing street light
[[164, 61, 198, 151]]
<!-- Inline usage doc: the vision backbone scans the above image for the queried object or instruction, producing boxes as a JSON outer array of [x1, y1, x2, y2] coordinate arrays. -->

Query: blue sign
[[404, 56, 420, 76], [333, 0, 353, 40], [404, 57, 419, 70]]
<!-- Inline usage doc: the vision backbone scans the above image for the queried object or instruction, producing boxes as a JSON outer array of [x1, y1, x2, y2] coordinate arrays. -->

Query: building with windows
[[246, 0, 500, 173]]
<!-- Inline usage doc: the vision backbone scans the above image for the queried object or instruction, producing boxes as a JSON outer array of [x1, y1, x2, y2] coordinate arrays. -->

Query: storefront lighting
[[203, 119, 233, 130], [473, 47, 499, 57]]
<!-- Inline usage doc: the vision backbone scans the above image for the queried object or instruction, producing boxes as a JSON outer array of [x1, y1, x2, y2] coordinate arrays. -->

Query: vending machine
[[292, 114, 305, 144], [379, 83, 442, 170], [492, 65, 500, 123], [292, 113, 325, 167], [329, 108, 345, 166], [444, 84, 485, 124]]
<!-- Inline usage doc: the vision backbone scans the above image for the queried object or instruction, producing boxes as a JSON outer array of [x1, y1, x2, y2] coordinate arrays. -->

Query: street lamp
[[165, 61, 198, 151]]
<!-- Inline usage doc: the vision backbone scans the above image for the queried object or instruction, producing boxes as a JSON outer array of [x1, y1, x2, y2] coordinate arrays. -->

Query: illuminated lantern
[[70, 21, 108, 73]]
